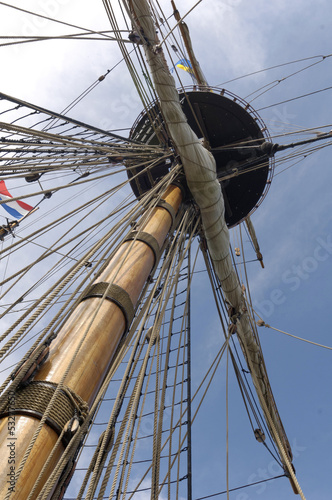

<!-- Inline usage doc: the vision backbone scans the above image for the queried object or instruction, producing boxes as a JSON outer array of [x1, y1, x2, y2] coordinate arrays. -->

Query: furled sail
[[128, 0, 301, 494]]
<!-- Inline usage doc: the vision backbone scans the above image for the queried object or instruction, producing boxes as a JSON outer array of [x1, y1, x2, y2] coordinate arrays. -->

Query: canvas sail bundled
[[125, 0, 302, 493]]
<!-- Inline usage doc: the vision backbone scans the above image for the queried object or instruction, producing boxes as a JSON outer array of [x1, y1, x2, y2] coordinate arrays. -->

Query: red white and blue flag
[[0, 180, 33, 220]]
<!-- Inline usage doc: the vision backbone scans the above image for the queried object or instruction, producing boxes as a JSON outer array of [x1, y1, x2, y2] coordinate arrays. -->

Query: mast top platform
[[127, 87, 274, 227]]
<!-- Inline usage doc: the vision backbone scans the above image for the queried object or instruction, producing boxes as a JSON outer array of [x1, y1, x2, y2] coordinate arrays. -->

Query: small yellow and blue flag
[[171, 58, 196, 79]]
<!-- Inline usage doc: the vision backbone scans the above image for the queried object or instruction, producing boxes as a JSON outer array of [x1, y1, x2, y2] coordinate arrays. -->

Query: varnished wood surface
[[0, 415, 63, 499], [0, 185, 182, 498], [35, 185, 182, 404]]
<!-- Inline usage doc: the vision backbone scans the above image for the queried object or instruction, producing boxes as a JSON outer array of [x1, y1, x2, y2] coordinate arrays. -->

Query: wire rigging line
[[245, 56, 331, 103], [0, 92, 142, 143], [0, 1, 117, 40], [193, 474, 287, 499], [156, 0, 203, 46], [0, 31, 133, 48], [42, 49, 138, 128], [256, 320, 332, 350], [201, 241, 289, 464], [215, 53, 332, 87], [257, 85, 332, 111]]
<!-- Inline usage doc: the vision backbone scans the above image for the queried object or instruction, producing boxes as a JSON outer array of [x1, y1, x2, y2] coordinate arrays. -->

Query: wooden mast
[[0, 184, 182, 498], [171, 0, 208, 87]]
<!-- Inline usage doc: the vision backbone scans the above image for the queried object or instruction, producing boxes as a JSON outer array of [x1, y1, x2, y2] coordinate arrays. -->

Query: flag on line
[[171, 58, 196, 79], [0, 180, 34, 220]]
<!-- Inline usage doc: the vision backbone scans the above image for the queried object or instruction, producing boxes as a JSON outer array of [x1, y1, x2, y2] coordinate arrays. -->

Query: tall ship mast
[[0, 1, 331, 499]]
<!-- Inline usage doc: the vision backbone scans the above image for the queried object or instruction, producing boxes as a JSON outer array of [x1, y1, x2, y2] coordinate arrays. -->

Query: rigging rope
[[216, 53, 332, 87], [194, 474, 287, 499], [0, 2, 116, 40], [256, 320, 332, 351], [257, 85, 332, 111]]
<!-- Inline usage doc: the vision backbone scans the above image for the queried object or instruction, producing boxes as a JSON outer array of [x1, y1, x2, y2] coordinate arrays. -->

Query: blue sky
[[0, 1, 332, 499]]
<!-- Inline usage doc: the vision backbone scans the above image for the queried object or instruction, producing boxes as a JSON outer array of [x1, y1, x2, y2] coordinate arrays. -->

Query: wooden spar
[[245, 216, 265, 268], [0, 184, 182, 499], [171, 0, 208, 87], [131, 1, 301, 494]]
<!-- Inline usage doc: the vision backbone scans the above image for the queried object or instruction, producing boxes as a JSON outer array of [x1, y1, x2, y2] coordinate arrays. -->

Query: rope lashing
[[12, 344, 50, 387], [0, 381, 89, 447]]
